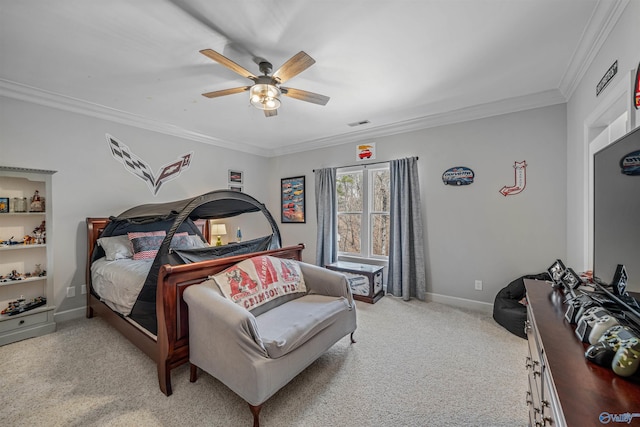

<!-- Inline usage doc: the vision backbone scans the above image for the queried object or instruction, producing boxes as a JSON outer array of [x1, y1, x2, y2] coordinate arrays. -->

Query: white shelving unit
[[0, 166, 56, 345]]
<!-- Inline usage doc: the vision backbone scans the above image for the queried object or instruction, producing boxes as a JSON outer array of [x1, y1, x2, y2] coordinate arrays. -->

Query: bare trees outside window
[[336, 165, 389, 258]]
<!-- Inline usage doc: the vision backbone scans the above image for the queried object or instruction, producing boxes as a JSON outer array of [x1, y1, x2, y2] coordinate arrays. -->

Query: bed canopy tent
[[92, 189, 282, 334]]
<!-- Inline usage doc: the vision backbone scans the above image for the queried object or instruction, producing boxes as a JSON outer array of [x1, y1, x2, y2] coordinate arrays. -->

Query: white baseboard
[[54, 306, 86, 323], [425, 292, 494, 315]]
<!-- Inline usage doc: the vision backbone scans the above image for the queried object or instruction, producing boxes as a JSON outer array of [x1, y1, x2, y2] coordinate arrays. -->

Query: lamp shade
[[210, 223, 227, 236]]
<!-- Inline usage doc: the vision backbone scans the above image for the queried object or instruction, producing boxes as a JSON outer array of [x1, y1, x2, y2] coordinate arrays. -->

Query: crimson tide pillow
[[212, 255, 306, 310]]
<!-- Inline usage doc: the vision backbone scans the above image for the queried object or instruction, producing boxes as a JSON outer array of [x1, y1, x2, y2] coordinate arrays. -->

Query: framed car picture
[[228, 169, 243, 184], [0, 197, 8, 213], [281, 176, 305, 223]]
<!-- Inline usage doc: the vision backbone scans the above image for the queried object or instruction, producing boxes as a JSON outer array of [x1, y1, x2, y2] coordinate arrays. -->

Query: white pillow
[[97, 235, 133, 261]]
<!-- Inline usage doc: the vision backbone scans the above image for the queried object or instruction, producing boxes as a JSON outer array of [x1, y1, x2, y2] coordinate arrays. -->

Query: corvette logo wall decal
[[499, 161, 527, 197], [107, 134, 193, 196]]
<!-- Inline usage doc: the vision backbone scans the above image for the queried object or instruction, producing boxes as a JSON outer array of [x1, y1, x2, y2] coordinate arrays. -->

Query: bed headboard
[[86, 217, 110, 286]]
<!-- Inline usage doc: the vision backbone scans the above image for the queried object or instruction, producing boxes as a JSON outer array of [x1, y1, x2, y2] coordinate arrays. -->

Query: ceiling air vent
[[347, 120, 370, 127]]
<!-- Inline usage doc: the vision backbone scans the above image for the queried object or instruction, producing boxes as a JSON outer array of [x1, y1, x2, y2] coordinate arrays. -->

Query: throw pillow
[[128, 231, 166, 260], [213, 255, 306, 310], [97, 235, 133, 261], [170, 234, 209, 250]]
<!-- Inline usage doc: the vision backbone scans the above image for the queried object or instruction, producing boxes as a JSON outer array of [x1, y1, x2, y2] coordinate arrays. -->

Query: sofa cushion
[[255, 294, 350, 358], [213, 255, 307, 311]]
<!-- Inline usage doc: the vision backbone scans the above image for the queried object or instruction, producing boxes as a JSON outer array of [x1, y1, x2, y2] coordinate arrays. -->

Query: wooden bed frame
[[85, 217, 304, 396]]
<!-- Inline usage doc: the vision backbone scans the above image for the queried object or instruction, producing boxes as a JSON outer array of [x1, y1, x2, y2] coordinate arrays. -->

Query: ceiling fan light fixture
[[249, 83, 281, 110]]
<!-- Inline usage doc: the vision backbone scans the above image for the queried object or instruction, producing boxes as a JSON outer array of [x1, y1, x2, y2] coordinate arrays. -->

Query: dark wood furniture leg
[[249, 403, 263, 427], [190, 363, 198, 382], [350, 332, 356, 343]]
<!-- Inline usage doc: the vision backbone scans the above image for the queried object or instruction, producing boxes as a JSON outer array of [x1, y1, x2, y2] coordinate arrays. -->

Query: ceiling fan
[[200, 49, 330, 117]]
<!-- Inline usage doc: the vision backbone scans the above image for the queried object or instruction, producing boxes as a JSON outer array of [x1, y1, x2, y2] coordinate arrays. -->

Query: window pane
[[338, 213, 361, 253], [371, 213, 390, 256], [337, 172, 363, 213], [372, 169, 390, 212]]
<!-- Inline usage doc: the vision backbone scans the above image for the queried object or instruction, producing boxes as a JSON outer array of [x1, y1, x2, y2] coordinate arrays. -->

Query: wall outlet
[[81, 285, 87, 295], [475, 280, 483, 291], [66, 286, 76, 298]]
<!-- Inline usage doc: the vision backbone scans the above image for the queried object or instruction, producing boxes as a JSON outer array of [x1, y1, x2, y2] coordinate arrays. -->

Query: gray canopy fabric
[[99, 189, 282, 334]]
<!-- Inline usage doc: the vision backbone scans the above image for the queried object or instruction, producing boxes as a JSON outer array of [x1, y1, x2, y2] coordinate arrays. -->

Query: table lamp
[[210, 223, 227, 246]]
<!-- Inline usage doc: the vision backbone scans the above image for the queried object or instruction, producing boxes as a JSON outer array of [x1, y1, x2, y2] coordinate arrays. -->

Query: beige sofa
[[184, 261, 357, 427]]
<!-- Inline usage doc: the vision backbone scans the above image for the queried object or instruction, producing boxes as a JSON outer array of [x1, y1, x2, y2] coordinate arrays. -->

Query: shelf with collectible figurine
[[0, 265, 47, 286], [0, 219, 47, 250], [1, 296, 47, 316], [0, 166, 56, 345]]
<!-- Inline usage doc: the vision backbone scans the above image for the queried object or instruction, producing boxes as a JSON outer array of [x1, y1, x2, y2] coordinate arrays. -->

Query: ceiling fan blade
[[281, 87, 330, 106], [200, 49, 257, 81], [272, 51, 315, 84], [264, 109, 278, 118], [202, 86, 251, 98]]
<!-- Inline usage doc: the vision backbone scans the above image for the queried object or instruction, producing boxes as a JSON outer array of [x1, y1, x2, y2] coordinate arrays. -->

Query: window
[[336, 165, 390, 259]]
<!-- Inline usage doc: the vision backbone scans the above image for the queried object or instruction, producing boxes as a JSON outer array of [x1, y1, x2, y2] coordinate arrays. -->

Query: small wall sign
[[356, 143, 375, 161], [499, 161, 527, 196], [620, 150, 640, 176], [596, 60, 618, 97], [442, 167, 474, 186]]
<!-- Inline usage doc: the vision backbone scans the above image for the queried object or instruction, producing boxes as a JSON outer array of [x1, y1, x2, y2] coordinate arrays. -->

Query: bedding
[[91, 257, 151, 316], [97, 235, 134, 261], [128, 230, 167, 260]]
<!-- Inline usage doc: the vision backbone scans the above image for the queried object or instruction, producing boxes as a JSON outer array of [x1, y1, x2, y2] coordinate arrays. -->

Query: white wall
[[269, 104, 567, 308], [566, 0, 639, 271], [0, 97, 271, 318]]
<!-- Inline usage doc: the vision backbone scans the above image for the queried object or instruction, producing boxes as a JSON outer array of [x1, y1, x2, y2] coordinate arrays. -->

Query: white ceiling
[[0, 1, 626, 156]]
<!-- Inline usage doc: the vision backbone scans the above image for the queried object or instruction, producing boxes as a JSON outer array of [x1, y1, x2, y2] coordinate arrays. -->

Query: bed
[[85, 190, 304, 396]]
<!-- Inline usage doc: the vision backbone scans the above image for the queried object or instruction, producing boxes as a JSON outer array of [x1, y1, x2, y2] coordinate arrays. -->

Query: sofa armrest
[[299, 262, 354, 307], [184, 281, 268, 358]]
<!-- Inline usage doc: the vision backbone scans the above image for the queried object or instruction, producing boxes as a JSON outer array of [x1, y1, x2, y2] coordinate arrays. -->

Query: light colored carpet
[[0, 296, 528, 426]]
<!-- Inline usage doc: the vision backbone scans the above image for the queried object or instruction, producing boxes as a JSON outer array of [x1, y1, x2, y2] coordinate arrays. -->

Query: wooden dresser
[[524, 279, 640, 426]]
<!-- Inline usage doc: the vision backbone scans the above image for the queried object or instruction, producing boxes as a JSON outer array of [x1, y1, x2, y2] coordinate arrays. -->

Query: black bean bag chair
[[493, 273, 549, 339]]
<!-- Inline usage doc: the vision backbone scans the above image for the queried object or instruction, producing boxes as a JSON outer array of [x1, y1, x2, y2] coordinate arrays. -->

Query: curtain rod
[[313, 156, 418, 173]]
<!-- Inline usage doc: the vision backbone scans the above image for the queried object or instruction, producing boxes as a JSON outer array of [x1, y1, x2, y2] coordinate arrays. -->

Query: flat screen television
[[593, 125, 640, 293]]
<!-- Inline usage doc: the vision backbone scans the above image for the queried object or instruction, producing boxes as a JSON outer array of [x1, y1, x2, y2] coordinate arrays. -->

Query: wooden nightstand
[[326, 261, 384, 304]]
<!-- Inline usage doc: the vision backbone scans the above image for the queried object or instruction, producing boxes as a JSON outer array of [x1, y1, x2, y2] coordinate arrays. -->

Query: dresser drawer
[[0, 311, 49, 333]]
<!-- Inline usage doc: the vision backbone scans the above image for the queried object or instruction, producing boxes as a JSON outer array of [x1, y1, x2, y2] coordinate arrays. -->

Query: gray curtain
[[315, 167, 337, 267], [388, 157, 426, 300]]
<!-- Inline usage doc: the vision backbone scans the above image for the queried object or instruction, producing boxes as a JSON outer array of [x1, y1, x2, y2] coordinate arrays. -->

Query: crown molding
[[0, 77, 566, 158], [270, 89, 567, 157], [558, 0, 629, 100], [0, 79, 271, 157]]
